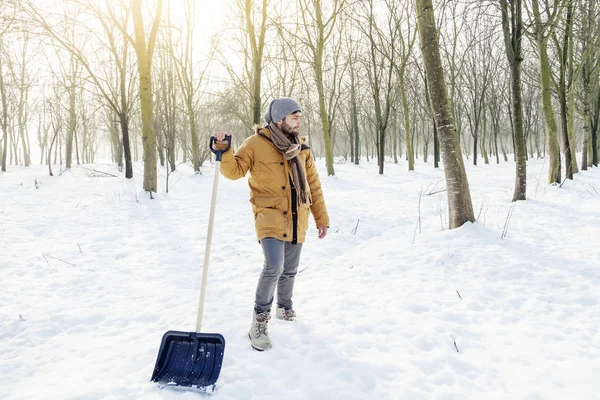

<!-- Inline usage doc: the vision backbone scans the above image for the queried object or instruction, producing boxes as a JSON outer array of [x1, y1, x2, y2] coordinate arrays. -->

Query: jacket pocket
[[297, 202, 311, 237], [250, 195, 284, 234], [250, 195, 282, 211]]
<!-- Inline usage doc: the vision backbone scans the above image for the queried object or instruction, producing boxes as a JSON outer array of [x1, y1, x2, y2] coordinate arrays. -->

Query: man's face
[[278, 112, 302, 135]]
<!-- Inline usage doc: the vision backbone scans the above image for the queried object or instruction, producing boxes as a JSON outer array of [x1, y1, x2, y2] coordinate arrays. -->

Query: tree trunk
[[433, 116, 439, 168], [494, 128, 500, 164], [481, 113, 489, 164], [531, 0, 562, 183], [315, 54, 334, 175], [539, 42, 561, 183], [392, 113, 398, 164], [566, 0, 578, 174], [0, 47, 8, 172], [246, 0, 267, 126], [75, 121, 80, 165], [501, 0, 527, 200], [400, 76, 414, 171], [119, 39, 133, 178], [131, 0, 162, 193], [110, 117, 122, 168], [556, 0, 574, 180], [17, 38, 30, 167], [138, 61, 157, 192], [592, 91, 599, 166], [472, 136, 478, 166], [559, 89, 573, 179], [119, 113, 133, 178], [155, 119, 165, 167], [48, 122, 60, 176], [66, 59, 76, 169], [352, 88, 359, 165], [415, 0, 475, 229]]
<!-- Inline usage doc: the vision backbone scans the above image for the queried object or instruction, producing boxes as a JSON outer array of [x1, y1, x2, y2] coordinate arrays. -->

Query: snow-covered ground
[[1, 155, 599, 400]]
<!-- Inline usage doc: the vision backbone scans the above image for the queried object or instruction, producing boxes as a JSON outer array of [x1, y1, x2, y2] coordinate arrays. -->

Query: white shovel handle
[[195, 160, 221, 332]]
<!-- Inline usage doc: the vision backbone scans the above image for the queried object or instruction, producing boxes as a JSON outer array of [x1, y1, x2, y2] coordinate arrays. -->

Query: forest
[[1, 0, 599, 227]]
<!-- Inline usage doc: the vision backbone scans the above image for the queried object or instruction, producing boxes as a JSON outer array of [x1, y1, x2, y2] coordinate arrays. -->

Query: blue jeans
[[254, 238, 303, 313]]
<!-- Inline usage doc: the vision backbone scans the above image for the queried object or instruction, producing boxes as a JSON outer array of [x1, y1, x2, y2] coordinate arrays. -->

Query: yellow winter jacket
[[218, 127, 329, 243]]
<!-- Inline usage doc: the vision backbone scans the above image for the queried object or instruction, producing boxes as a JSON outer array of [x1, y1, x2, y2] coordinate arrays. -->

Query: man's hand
[[213, 131, 232, 145], [318, 226, 328, 239]]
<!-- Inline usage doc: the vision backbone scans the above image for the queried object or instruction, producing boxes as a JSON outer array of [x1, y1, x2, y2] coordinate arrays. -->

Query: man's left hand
[[318, 226, 328, 239]]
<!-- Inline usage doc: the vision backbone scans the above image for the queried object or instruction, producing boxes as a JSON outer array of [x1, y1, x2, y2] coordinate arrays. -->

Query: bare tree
[[578, 0, 599, 168], [551, 0, 576, 179], [500, 0, 527, 200], [415, 0, 475, 229], [243, 0, 269, 126], [297, 0, 347, 176], [391, 0, 418, 171], [0, 41, 11, 172], [438, 1, 475, 160], [526, 0, 566, 184], [46, 82, 65, 176], [24, 0, 137, 177], [155, 31, 178, 173], [344, 30, 361, 165], [463, 17, 496, 166], [358, 0, 397, 175], [7, 33, 34, 166], [111, 0, 163, 192], [166, 0, 216, 172], [0, 0, 17, 171]]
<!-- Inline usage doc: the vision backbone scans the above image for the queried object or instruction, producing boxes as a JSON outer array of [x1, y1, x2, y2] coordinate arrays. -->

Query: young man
[[213, 97, 329, 351]]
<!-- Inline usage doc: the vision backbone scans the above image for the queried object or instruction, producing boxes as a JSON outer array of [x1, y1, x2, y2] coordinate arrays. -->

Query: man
[[213, 97, 329, 351]]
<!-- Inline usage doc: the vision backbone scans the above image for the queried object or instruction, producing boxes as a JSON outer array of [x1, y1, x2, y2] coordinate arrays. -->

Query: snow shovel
[[150, 135, 231, 391]]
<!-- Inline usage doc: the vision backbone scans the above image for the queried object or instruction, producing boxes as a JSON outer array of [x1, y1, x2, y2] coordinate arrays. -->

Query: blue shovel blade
[[151, 330, 225, 390]]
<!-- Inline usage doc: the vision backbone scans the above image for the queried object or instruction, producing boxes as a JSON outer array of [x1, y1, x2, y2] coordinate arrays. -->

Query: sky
[[1, 153, 599, 399]]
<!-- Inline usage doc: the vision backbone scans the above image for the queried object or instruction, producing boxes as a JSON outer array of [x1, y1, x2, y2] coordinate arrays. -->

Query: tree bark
[[554, 0, 574, 179], [131, 0, 162, 193], [350, 63, 359, 165], [0, 42, 8, 171], [66, 61, 76, 169], [415, 0, 475, 229], [400, 74, 414, 171], [531, 0, 562, 184], [501, 0, 527, 200], [246, 0, 268, 126]]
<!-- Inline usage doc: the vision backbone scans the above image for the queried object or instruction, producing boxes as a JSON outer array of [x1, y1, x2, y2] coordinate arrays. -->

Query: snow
[[1, 156, 599, 400]]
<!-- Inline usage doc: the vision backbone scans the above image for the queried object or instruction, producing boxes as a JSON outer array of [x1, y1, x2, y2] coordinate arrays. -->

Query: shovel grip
[[210, 135, 232, 162]]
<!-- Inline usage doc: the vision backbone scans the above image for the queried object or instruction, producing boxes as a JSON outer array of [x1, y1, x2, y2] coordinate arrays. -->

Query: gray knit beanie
[[264, 97, 302, 124]]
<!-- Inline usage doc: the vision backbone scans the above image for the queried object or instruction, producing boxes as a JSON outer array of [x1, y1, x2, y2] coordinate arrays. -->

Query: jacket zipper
[[290, 176, 298, 244]]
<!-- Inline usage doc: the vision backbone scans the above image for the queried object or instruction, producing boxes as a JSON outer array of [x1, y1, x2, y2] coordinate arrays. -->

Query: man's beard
[[281, 120, 299, 136]]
